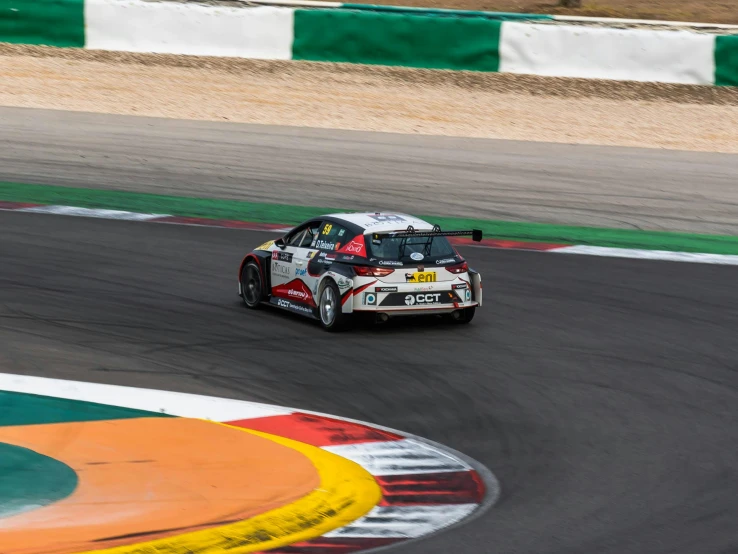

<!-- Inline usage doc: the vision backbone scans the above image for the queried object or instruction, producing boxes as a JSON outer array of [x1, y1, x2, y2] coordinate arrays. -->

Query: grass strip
[[3, 181, 738, 255]]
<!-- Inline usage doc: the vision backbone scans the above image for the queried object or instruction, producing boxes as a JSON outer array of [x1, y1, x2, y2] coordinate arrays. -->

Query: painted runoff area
[[0, 372, 491, 554], [3, 182, 738, 266], [0, 0, 736, 85]]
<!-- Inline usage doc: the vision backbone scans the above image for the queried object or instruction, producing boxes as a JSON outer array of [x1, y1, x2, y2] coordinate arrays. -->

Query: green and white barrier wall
[[1, 0, 737, 85]]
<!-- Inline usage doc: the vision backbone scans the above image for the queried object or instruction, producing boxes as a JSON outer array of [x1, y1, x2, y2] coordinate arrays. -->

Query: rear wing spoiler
[[371, 225, 483, 242]]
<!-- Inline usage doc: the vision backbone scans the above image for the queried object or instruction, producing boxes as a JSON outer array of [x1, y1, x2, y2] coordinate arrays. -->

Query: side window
[[286, 227, 307, 247], [286, 221, 322, 248], [314, 222, 354, 251], [299, 221, 322, 247]]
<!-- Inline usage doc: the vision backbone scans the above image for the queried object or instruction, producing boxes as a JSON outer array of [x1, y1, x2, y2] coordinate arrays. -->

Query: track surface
[[2, 211, 738, 553], [2, 107, 738, 235]]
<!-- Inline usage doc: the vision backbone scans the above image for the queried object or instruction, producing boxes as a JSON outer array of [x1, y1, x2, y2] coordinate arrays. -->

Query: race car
[[238, 212, 483, 331]]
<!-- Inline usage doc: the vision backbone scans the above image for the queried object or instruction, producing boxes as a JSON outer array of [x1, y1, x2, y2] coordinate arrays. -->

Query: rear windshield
[[367, 235, 456, 262]]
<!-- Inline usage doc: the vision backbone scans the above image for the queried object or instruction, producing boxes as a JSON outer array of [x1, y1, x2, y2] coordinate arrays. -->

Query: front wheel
[[241, 260, 264, 309], [319, 281, 349, 331]]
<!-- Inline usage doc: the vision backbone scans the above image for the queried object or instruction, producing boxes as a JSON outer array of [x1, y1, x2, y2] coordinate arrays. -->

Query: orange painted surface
[[0, 418, 320, 554]]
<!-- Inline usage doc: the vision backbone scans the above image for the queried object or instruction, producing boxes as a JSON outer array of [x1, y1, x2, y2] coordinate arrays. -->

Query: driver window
[[299, 222, 321, 247], [287, 228, 307, 247], [286, 221, 322, 248]]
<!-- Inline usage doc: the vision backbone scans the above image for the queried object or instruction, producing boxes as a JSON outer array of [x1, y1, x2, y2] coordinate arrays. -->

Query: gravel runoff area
[[1, 43, 737, 154]]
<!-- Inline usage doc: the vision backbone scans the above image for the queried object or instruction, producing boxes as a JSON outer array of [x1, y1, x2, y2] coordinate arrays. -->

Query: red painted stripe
[[0, 201, 43, 210], [341, 289, 353, 306], [226, 412, 402, 447], [261, 537, 401, 554], [377, 470, 484, 506], [449, 236, 568, 251], [352, 281, 376, 296], [152, 216, 287, 231]]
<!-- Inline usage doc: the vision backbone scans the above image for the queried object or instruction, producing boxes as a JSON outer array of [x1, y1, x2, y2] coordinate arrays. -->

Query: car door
[[270, 221, 322, 307]]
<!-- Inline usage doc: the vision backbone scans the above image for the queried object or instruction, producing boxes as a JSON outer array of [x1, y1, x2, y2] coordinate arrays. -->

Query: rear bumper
[[350, 275, 480, 314], [355, 302, 479, 317]]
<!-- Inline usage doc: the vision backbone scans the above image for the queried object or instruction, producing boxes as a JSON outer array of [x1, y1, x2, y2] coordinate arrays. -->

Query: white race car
[[238, 212, 482, 331]]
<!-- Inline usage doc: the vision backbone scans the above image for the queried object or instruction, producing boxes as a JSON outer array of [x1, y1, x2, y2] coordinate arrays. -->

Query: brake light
[[354, 266, 395, 277], [446, 261, 468, 274]]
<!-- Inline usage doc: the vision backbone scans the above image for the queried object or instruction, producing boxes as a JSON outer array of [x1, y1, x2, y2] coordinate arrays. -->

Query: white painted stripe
[[0, 373, 292, 421], [86, 0, 295, 60], [552, 14, 738, 29], [499, 22, 716, 85], [245, 0, 342, 7], [323, 504, 478, 538], [554, 245, 738, 266], [323, 439, 472, 476], [17, 206, 168, 221], [10, 203, 738, 268]]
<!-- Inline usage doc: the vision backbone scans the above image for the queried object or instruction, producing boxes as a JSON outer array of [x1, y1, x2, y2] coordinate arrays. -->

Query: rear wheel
[[450, 306, 475, 324], [319, 281, 349, 331], [241, 261, 264, 309]]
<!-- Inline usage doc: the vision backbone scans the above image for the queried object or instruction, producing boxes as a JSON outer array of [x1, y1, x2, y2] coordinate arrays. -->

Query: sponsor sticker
[[452, 283, 468, 290], [272, 251, 293, 263], [375, 286, 398, 293], [276, 298, 313, 314], [295, 268, 307, 277], [436, 257, 456, 265], [337, 278, 352, 289], [380, 290, 460, 307], [307, 251, 317, 259], [343, 240, 365, 254], [368, 214, 406, 224], [364, 292, 377, 305], [379, 260, 403, 267], [410, 252, 424, 261], [404, 293, 441, 306], [272, 262, 291, 276], [287, 288, 309, 301], [316, 240, 336, 250], [406, 271, 436, 283]]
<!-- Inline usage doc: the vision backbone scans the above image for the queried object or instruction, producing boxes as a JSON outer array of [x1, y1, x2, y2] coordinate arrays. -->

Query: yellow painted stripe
[[76, 421, 382, 554]]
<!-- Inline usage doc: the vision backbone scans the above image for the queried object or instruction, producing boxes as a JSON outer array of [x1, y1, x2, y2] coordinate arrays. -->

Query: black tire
[[241, 260, 265, 309], [450, 306, 475, 324], [318, 280, 349, 331]]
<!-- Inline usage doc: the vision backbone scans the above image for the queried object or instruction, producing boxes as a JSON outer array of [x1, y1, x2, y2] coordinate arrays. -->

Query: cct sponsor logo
[[405, 293, 441, 306], [277, 298, 312, 314]]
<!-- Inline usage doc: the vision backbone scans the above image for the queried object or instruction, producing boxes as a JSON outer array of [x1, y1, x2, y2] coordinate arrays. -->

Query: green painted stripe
[[293, 8, 502, 71], [0, 390, 172, 427], [0, 0, 84, 47], [0, 442, 78, 519], [341, 4, 553, 20], [715, 35, 738, 87], [3, 181, 738, 255]]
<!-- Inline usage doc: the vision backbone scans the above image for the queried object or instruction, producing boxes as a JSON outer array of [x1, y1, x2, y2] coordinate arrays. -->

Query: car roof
[[325, 212, 435, 233]]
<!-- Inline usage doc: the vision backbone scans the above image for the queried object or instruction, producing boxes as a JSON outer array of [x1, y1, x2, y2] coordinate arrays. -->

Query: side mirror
[[275, 237, 286, 249]]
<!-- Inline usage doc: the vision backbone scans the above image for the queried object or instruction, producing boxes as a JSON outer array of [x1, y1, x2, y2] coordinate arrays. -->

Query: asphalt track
[[2, 210, 738, 553], [2, 107, 738, 235]]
